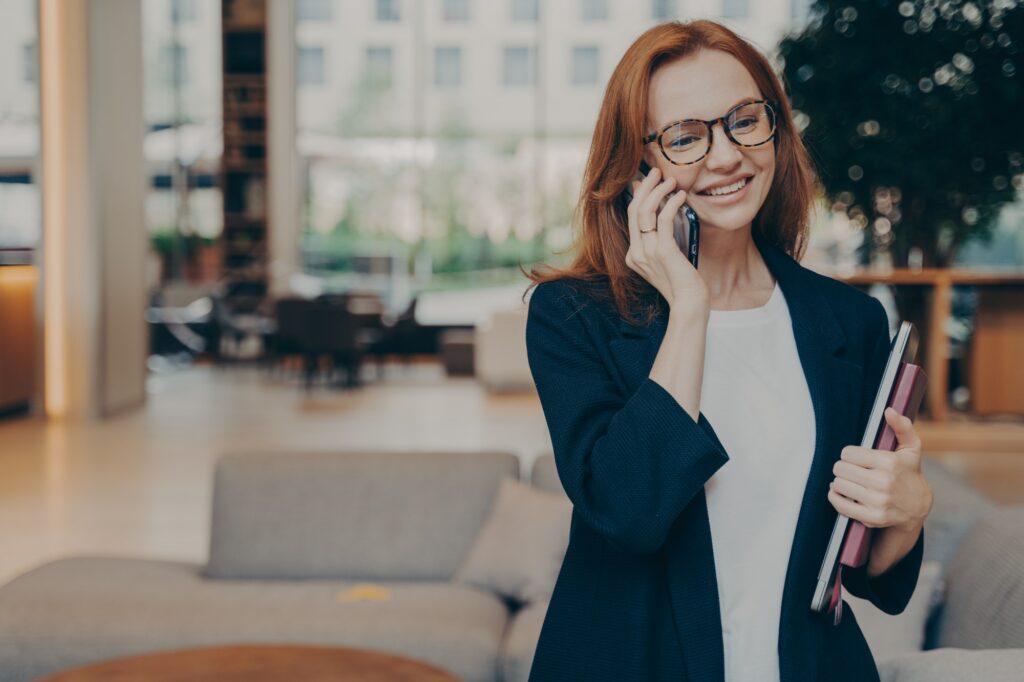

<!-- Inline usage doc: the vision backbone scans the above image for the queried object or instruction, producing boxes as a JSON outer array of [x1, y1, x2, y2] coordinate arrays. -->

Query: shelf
[[220, 0, 268, 297], [220, 161, 266, 173], [222, 19, 265, 32], [223, 73, 265, 85], [223, 103, 267, 116], [224, 245, 268, 257], [224, 132, 267, 145], [224, 215, 267, 225]]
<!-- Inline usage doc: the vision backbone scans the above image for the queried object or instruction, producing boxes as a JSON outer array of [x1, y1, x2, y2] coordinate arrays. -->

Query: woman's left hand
[[828, 407, 934, 533]]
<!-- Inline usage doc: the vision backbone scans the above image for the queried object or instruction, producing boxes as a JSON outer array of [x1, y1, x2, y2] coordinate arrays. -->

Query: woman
[[522, 20, 933, 682]]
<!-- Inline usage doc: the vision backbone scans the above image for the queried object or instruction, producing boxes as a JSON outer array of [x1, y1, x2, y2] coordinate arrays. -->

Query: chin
[[695, 208, 761, 233], [692, 183, 770, 233]]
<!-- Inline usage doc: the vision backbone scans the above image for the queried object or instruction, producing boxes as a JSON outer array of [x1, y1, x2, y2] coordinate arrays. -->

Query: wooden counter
[[828, 268, 1024, 422], [0, 264, 37, 414]]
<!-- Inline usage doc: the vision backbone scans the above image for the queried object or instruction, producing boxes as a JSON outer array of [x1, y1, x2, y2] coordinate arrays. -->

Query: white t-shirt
[[700, 281, 817, 682]]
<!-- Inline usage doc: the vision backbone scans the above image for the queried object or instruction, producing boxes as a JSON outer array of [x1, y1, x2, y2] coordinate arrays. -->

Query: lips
[[697, 175, 753, 197]]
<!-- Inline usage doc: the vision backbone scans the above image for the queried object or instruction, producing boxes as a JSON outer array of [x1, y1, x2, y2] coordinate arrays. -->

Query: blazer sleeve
[[525, 280, 729, 555], [840, 296, 925, 615]]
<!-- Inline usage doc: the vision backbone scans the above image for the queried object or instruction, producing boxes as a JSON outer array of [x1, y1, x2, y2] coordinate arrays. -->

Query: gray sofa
[[0, 451, 525, 682], [0, 451, 1021, 681]]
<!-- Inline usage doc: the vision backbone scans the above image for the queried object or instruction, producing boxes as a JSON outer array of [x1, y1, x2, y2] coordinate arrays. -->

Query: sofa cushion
[[205, 450, 518, 581], [938, 506, 1024, 649], [0, 557, 509, 682], [455, 477, 571, 604], [474, 306, 533, 391], [845, 561, 943, 662], [878, 648, 1024, 682], [498, 601, 547, 682], [530, 454, 563, 497]]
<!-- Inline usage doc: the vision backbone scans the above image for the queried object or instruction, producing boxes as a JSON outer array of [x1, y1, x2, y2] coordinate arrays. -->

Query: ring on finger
[[639, 224, 657, 233]]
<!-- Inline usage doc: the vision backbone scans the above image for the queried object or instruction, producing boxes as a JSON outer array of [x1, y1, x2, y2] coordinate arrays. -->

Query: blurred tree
[[779, 0, 1023, 267]]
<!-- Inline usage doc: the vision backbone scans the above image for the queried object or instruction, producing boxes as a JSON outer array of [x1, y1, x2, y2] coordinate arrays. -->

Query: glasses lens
[[661, 121, 709, 164], [726, 102, 776, 146]]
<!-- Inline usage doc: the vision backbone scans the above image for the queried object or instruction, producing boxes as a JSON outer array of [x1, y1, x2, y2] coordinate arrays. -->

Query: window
[[171, 0, 196, 23], [511, 0, 538, 22], [651, 0, 675, 20], [434, 47, 461, 87], [366, 47, 393, 88], [23, 42, 37, 84], [442, 0, 470, 21], [722, 0, 749, 19], [503, 46, 535, 87], [376, 0, 401, 22], [571, 46, 599, 86], [298, 46, 326, 86], [159, 43, 188, 86], [582, 0, 608, 21], [297, 0, 332, 22]]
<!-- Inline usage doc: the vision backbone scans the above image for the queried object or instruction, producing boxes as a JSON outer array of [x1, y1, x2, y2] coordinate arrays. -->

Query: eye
[[667, 135, 700, 149], [730, 115, 759, 131]]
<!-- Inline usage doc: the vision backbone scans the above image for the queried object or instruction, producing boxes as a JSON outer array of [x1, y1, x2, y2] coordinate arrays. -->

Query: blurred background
[[0, 1, 1023, 680]]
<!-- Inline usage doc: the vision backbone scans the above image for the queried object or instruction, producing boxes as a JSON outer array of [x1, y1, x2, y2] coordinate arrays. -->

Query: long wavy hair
[[521, 20, 819, 325]]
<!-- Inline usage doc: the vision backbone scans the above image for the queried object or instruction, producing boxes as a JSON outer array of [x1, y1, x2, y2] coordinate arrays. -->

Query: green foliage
[[150, 229, 214, 258], [779, 0, 1023, 266]]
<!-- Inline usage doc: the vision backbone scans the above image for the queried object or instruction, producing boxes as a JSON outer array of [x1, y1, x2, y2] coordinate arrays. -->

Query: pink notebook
[[828, 362, 928, 619]]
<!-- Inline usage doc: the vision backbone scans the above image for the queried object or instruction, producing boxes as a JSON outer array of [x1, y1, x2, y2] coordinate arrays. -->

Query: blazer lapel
[[604, 232, 862, 681]]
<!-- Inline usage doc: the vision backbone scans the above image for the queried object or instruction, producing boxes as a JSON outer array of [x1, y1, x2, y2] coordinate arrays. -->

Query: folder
[[827, 362, 928, 621], [811, 321, 928, 623]]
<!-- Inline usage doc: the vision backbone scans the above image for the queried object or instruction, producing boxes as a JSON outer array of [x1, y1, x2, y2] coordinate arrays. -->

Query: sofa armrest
[[879, 648, 1024, 682], [937, 507, 1024, 649]]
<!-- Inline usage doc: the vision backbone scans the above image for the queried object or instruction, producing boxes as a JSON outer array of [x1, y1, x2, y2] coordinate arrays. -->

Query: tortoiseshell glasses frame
[[642, 99, 779, 166]]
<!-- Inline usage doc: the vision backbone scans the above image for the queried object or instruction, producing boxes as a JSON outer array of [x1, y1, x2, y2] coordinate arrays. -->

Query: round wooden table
[[36, 644, 462, 681]]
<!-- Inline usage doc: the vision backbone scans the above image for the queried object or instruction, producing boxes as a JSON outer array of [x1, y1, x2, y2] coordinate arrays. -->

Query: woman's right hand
[[625, 166, 709, 312]]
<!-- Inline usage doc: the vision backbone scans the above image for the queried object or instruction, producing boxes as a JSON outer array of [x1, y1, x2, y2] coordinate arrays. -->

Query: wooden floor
[[0, 362, 1021, 586], [916, 414, 1024, 506]]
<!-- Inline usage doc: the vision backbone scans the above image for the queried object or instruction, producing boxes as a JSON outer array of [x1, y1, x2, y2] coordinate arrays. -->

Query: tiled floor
[[0, 361, 1021, 586]]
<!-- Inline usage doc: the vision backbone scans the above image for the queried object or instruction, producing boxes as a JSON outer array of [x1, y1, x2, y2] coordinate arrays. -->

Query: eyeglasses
[[642, 99, 778, 166]]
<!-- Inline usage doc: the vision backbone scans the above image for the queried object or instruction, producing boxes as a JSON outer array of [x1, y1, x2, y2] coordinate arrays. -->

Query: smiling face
[[643, 49, 776, 235]]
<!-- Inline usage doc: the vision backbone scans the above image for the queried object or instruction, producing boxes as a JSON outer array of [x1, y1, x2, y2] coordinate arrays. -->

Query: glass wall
[[0, 0, 40, 254], [142, 0, 223, 285], [292, 0, 819, 319]]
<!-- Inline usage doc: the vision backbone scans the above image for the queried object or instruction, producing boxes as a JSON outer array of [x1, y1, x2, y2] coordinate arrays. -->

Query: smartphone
[[634, 160, 700, 268]]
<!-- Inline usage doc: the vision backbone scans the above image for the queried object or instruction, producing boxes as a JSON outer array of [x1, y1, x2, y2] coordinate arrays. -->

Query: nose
[[703, 121, 743, 172]]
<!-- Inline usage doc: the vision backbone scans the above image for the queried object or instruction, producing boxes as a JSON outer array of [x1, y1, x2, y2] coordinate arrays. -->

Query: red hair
[[522, 20, 819, 325]]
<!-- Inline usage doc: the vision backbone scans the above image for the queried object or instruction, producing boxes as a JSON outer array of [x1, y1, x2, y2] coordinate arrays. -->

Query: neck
[[697, 223, 774, 300]]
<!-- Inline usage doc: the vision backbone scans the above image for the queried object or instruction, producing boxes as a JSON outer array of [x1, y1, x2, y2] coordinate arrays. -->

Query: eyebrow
[[655, 97, 760, 129]]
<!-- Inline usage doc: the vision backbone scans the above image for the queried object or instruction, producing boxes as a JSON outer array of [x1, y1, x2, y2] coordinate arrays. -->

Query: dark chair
[[365, 296, 431, 367], [304, 298, 363, 389], [272, 298, 313, 355], [269, 293, 384, 389]]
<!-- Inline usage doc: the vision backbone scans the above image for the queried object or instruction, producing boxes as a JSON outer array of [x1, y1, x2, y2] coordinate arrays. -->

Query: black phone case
[[632, 161, 699, 268]]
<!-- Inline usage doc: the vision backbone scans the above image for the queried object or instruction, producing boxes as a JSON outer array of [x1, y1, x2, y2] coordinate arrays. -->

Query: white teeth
[[704, 177, 748, 196]]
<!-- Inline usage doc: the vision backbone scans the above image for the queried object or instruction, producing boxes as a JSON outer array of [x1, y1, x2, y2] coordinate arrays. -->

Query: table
[[832, 268, 1024, 421], [36, 644, 462, 682]]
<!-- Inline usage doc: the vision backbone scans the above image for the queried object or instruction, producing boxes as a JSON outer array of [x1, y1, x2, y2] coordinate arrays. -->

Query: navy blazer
[[524, 231, 924, 682]]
